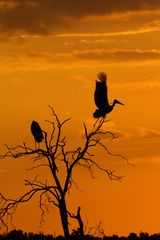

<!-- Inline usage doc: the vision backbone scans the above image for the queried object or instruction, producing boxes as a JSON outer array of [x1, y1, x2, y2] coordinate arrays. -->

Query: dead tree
[[69, 206, 84, 237], [0, 106, 123, 239]]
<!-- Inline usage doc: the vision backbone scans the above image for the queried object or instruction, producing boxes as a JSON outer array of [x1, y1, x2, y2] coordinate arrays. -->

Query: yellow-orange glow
[[0, 0, 160, 237]]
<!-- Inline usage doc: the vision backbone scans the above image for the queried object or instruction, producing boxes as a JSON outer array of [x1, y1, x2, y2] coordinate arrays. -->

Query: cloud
[[73, 49, 160, 63], [57, 24, 160, 38], [0, 169, 7, 172], [131, 155, 160, 164], [25, 49, 160, 67], [105, 126, 160, 142], [111, 79, 160, 92], [82, 119, 130, 140], [1, 48, 160, 71], [136, 127, 160, 139], [101, 129, 131, 141], [0, 0, 160, 35]]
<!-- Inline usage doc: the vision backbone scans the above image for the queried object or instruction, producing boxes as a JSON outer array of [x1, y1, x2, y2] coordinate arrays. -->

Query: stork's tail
[[97, 72, 107, 82]]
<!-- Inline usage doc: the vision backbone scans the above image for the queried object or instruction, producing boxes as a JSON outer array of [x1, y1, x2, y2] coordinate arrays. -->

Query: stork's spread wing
[[94, 72, 109, 109]]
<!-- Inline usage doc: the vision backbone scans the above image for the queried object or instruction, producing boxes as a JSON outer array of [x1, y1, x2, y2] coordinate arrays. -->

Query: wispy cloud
[[1, 48, 160, 71], [136, 127, 160, 139], [72, 49, 160, 63], [94, 125, 160, 142], [102, 129, 131, 141], [57, 26, 160, 38], [111, 79, 160, 92], [82, 119, 130, 140], [0, 169, 7, 173], [131, 155, 160, 164]]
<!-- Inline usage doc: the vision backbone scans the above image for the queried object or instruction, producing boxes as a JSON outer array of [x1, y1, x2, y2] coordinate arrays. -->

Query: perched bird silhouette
[[93, 72, 124, 118], [31, 121, 44, 145]]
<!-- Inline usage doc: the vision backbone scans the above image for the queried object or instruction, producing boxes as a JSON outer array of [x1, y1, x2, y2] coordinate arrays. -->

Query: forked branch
[[0, 107, 125, 235]]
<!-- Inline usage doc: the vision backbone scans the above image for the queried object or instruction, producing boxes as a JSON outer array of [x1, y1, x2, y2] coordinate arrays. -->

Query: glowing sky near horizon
[[1, 0, 160, 236]]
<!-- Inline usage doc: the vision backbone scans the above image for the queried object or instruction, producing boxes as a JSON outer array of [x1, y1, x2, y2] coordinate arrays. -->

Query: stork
[[31, 121, 44, 148], [93, 72, 124, 119]]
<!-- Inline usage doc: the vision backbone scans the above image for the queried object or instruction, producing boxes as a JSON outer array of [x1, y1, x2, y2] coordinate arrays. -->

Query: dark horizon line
[[0, 228, 160, 240]]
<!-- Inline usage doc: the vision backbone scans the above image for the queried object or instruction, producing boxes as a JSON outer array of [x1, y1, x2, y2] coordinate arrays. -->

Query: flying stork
[[93, 72, 124, 118]]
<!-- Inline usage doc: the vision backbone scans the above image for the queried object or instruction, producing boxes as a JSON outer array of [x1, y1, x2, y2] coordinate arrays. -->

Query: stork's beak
[[116, 100, 125, 106], [119, 101, 125, 106]]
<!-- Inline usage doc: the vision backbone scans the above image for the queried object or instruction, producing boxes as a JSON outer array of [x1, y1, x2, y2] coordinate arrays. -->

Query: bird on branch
[[93, 72, 124, 119], [31, 121, 44, 148]]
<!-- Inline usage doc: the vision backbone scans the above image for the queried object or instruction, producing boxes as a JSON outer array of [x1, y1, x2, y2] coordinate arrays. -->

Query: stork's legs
[[99, 117, 104, 125], [34, 141, 40, 150], [94, 117, 105, 128], [93, 118, 100, 127]]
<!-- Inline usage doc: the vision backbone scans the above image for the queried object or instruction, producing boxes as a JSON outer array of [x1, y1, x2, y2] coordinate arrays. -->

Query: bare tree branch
[[0, 107, 125, 237]]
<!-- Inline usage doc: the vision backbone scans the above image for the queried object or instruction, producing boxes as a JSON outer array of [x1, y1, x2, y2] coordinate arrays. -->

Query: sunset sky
[[1, 0, 160, 237]]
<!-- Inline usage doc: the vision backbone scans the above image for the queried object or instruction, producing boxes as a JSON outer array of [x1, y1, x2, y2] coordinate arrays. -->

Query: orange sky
[[1, 0, 160, 237]]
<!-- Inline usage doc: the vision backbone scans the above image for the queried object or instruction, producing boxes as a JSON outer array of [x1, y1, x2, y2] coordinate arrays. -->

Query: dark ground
[[0, 230, 160, 240]]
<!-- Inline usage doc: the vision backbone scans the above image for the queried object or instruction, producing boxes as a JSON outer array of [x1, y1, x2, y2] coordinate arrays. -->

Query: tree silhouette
[[0, 106, 123, 239]]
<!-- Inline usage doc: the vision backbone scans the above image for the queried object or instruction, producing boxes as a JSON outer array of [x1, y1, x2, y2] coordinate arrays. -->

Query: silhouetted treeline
[[0, 229, 160, 240]]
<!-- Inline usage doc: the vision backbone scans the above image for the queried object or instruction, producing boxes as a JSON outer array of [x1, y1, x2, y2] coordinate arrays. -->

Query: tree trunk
[[77, 207, 84, 237], [59, 197, 70, 239]]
